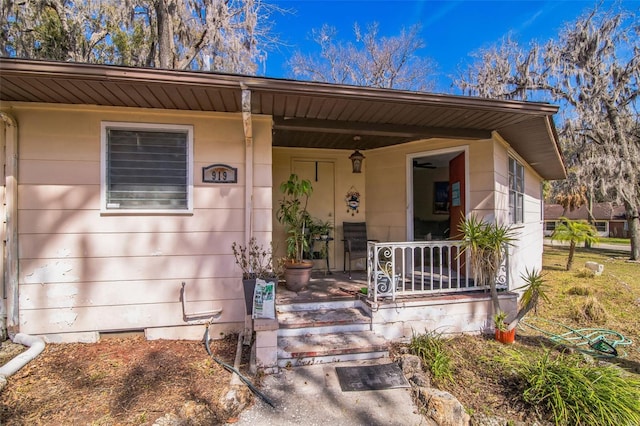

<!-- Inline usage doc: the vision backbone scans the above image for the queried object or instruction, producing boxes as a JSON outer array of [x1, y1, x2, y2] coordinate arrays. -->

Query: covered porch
[[254, 240, 516, 371]]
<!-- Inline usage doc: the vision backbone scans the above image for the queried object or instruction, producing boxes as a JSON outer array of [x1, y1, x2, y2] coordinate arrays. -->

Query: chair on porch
[[342, 222, 371, 279]]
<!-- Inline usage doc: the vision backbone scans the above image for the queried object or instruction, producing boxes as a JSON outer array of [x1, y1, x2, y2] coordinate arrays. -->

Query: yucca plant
[[458, 214, 516, 314], [506, 267, 550, 331], [551, 217, 599, 270]]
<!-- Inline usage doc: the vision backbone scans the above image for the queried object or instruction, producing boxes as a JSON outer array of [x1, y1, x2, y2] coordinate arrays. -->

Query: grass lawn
[[598, 237, 632, 245], [419, 244, 640, 425], [539, 245, 639, 352]]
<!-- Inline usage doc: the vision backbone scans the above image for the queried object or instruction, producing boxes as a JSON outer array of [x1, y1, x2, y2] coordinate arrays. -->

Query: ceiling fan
[[413, 159, 436, 169]]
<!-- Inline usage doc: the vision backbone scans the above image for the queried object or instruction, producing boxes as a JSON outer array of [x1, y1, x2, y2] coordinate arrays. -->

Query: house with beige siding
[[544, 203, 628, 238], [0, 58, 565, 370]]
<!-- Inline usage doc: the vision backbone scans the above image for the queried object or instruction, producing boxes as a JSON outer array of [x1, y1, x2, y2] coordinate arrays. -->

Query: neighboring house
[[0, 59, 565, 368], [544, 203, 628, 238]]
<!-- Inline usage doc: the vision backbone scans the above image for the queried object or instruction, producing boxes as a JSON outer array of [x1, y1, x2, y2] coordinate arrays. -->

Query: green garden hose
[[518, 317, 633, 358]]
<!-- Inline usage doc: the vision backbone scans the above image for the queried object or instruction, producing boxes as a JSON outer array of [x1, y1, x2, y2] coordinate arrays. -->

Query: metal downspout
[[0, 112, 18, 339], [240, 84, 254, 345]]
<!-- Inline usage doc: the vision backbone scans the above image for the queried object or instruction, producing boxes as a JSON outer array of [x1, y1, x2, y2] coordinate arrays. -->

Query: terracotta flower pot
[[495, 327, 516, 344], [283, 260, 313, 291]]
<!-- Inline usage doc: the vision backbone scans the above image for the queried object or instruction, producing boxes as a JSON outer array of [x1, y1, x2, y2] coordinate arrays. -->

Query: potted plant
[[276, 173, 314, 291], [313, 219, 333, 240], [308, 218, 333, 259], [493, 310, 514, 344], [493, 268, 549, 344], [232, 238, 278, 315]]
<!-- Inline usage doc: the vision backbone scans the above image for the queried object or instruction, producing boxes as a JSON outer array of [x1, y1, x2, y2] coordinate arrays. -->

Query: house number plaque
[[202, 164, 237, 183]]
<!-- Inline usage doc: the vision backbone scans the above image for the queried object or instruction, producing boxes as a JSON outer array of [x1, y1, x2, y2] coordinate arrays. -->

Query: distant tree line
[[455, 5, 639, 260]]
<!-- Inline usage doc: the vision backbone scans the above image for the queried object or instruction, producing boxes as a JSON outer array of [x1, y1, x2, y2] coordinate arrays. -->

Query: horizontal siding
[[12, 104, 272, 338], [19, 278, 241, 309], [21, 159, 100, 185], [18, 208, 245, 234], [19, 232, 243, 259], [19, 299, 246, 335], [20, 254, 238, 284]]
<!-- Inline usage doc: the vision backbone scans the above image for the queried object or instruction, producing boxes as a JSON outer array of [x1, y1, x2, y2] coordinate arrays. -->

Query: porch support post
[[1, 112, 18, 339], [241, 84, 254, 345]]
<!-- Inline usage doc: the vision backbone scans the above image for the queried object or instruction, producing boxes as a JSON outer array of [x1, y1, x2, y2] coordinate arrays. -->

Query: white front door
[[293, 160, 336, 270]]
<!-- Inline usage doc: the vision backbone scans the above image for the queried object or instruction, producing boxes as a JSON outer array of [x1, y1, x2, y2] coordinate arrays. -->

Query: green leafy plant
[[310, 218, 333, 238], [505, 267, 550, 331], [307, 218, 333, 258], [551, 217, 599, 270], [507, 350, 640, 425], [409, 331, 454, 384], [494, 310, 508, 331], [276, 174, 313, 263], [458, 214, 516, 314]]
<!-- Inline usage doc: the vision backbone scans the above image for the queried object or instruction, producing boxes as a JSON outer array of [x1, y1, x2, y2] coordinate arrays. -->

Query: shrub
[[508, 350, 640, 425], [574, 268, 596, 279], [572, 296, 608, 324], [409, 331, 454, 384], [567, 286, 590, 296]]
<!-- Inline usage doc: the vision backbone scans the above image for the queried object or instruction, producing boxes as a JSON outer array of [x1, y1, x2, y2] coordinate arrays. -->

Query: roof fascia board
[[1, 58, 559, 116]]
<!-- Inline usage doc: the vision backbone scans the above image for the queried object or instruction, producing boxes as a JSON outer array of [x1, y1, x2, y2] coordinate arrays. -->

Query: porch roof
[[0, 58, 565, 180]]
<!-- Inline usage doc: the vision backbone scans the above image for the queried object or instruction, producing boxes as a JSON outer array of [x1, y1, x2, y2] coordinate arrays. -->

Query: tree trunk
[[624, 201, 640, 261], [567, 240, 576, 270], [155, 0, 173, 69], [490, 282, 501, 316], [585, 190, 594, 248]]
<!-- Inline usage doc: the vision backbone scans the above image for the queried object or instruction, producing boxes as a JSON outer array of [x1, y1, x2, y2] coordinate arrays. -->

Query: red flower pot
[[495, 327, 516, 344]]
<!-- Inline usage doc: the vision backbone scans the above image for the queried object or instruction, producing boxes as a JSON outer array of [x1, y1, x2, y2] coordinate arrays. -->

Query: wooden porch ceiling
[[0, 58, 566, 180]]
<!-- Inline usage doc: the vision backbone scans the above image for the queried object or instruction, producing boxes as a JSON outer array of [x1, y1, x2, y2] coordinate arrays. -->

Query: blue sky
[[264, 0, 634, 92]]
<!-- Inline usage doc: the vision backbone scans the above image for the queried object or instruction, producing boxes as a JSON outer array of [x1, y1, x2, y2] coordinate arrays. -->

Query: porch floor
[[276, 270, 368, 304], [275, 269, 486, 305]]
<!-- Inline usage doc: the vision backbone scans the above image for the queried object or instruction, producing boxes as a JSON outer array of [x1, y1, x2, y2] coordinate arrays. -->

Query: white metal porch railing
[[366, 241, 507, 301]]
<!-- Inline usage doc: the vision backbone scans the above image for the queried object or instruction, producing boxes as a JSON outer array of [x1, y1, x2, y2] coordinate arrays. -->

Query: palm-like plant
[[551, 217, 598, 270], [506, 267, 549, 331], [458, 214, 516, 314]]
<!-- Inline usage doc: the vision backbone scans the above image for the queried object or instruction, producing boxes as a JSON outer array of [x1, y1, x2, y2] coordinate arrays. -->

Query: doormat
[[335, 363, 410, 392]]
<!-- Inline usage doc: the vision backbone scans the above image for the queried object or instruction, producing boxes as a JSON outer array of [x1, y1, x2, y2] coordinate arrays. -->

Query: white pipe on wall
[[0, 333, 45, 389], [240, 84, 254, 346], [0, 112, 18, 338]]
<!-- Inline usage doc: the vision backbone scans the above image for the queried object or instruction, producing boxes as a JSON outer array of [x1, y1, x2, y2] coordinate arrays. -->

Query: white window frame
[[545, 221, 557, 232], [101, 122, 194, 214], [594, 221, 608, 233], [508, 156, 525, 224]]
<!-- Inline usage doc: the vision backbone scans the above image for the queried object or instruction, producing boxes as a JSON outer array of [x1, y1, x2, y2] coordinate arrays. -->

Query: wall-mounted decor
[[451, 181, 461, 207], [345, 186, 361, 215], [202, 164, 237, 183], [433, 181, 450, 214]]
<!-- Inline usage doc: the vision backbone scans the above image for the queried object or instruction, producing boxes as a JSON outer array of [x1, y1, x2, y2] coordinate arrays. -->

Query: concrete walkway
[[231, 359, 428, 426]]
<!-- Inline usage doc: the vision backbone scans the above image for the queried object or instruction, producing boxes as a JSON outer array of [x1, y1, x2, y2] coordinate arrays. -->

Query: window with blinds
[[103, 124, 192, 211], [508, 157, 524, 224]]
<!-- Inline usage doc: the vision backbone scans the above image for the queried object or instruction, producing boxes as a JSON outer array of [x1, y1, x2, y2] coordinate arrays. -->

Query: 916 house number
[[202, 164, 237, 183]]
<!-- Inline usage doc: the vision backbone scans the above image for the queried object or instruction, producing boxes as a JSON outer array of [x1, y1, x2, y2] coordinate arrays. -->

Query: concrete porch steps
[[276, 299, 389, 367]]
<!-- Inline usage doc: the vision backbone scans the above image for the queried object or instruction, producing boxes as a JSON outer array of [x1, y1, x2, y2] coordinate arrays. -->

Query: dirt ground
[[1, 331, 638, 425], [0, 334, 549, 426], [0, 334, 249, 425]]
